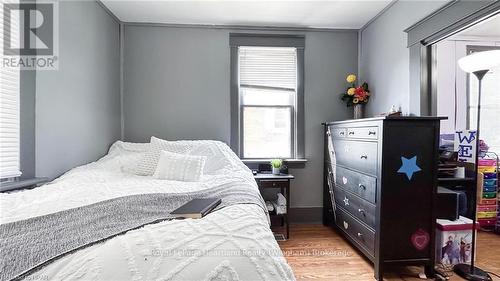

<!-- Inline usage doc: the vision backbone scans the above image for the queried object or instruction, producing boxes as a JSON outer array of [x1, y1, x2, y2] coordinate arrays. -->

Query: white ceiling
[[459, 14, 500, 38], [101, 1, 393, 29]]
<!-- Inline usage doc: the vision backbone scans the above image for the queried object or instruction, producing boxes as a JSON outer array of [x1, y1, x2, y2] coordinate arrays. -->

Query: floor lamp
[[454, 50, 500, 281]]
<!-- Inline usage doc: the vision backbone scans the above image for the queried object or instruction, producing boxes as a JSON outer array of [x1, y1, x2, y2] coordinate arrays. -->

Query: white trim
[[447, 35, 500, 42], [123, 22, 357, 33]]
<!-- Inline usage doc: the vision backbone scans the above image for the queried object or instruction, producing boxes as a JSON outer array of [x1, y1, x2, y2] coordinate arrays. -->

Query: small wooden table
[[254, 173, 294, 239]]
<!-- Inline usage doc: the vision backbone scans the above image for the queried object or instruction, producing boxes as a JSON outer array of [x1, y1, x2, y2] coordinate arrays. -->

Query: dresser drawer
[[347, 127, 379, 140], [333, 140, 378, 175], [335, 206, 375, 256], [334, 187, 376, 228], [257, 180, 288, 189], [330, 127, 347, 139], [334, 165, 377, 203]]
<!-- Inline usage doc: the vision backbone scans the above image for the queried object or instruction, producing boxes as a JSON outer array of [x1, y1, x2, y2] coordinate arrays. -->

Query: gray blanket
[[0, 184, 266, 281]]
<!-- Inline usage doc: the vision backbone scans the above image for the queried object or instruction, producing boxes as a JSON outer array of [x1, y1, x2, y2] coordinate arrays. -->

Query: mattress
[[0, 140, 295, 281]]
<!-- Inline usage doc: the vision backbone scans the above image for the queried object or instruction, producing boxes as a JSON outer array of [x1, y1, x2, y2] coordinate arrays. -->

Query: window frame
[[465, 45, 500, 130], [465, 45, 500, 154], [230, 34, 305, 161]]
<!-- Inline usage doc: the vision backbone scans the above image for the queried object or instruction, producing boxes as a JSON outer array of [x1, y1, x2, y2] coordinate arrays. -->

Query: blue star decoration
[[397, 156, 422, 180]]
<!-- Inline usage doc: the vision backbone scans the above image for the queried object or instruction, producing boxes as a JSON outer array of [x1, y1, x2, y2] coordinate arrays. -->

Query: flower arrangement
[[340, 74, 371, 107]]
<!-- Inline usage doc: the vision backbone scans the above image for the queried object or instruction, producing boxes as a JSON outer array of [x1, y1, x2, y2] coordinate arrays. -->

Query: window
[[0, 3, 21, 179], [230, 35, 305, 160], [467, 46, 500, 153]]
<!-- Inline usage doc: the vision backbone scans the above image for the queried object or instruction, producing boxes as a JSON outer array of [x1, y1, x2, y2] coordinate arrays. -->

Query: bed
[[0, 139, 295, 281]]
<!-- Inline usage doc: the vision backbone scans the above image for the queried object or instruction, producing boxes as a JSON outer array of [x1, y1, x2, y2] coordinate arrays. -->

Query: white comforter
[[0, 141, 295, 281]]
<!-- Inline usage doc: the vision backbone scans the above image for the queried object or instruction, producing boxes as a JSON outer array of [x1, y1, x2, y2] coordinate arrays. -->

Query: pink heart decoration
[[411, 228, 430, 251]]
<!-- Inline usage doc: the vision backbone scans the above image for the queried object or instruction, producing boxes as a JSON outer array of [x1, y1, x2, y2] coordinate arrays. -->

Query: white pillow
[[153, 150, 206, 182], [134, 137, 190, 176]]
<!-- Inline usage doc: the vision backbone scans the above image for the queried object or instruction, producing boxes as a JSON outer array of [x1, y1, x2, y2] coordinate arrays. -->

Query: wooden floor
[[278, 224, 500, 281]]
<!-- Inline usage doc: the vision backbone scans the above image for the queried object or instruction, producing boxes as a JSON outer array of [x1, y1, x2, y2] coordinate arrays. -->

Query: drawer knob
[[368, 131, 376, 135], [340, 131, 345, 136], [348, 131, 354, 135], [357, 233, 363, 238], [360, 155, 368, 159], [358, 208, 365, 215], [358, 184, 366, 190]]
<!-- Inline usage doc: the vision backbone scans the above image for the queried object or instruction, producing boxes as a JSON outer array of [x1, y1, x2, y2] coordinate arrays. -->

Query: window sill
[[0, 177, 49, 193], [241, 158, 308, 164]]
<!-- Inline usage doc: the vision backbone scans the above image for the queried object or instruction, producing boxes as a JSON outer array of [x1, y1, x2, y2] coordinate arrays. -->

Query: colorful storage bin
[[479, 159, 497, 166], [484, 185, 496, 192], [484, 178, 497, 187], [477, 211, 497, 219], [478, 198, 497, 205], [478, 218, 496, 227], [478, 205, 497, 212], [482, 192, 497, 199], [483, 173, 497, 179], [478, 166, 496, 173]]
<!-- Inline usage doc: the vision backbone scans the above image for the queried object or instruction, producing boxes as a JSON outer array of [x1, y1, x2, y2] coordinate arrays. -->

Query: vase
[[353, 104, 364, 119], [272, 167, 281, 175]]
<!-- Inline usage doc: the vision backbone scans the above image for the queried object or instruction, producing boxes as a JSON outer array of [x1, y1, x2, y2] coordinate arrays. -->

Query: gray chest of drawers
[[322, 117, 441, 280]]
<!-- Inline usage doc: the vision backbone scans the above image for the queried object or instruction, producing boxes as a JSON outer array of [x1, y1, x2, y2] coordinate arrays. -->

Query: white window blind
[[239, 47, 297, 90], [239, 46, 297, 159], [0, 2, 22, 179]]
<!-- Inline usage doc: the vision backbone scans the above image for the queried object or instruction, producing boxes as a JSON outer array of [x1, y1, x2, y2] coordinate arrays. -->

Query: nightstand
[[254, 173, 294, 239]]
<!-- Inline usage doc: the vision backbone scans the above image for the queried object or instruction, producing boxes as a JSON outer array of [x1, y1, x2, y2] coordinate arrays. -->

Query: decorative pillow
[[133, 137, 171, 176], [153, 150, 206, 182], [133, 136, 227, 176]]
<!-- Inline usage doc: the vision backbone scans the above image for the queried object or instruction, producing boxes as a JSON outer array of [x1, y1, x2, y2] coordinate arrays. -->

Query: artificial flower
[[346, 74, 356, 83], [354, 86, 368, 99], [339, 75, 370, 107]]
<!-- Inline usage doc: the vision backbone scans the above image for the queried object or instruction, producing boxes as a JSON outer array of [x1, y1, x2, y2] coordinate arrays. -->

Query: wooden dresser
[[322, 117, 441, 280]]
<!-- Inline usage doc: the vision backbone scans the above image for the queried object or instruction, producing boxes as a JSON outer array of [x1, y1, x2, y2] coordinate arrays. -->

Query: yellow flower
[[353, 98, 359, 104], [346, 74, 357, 83], [347, 88, 355, 96]]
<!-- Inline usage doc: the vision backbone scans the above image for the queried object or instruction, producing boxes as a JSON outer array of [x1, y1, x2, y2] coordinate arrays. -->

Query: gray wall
[[123, 26, 357, 210], [358, 1, 447, 116], [34, 1, 121, 179]]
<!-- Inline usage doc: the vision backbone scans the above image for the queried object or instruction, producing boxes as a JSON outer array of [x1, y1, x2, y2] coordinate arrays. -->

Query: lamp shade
[[458, 50, 500, 73]]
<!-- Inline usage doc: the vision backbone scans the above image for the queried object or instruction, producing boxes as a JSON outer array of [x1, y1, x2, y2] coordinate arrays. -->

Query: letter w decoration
[[454, 130, 477, 163]]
